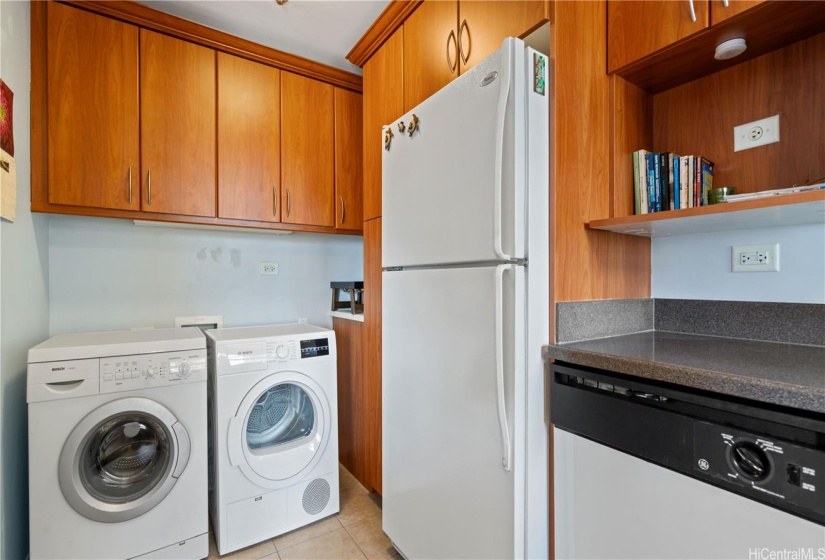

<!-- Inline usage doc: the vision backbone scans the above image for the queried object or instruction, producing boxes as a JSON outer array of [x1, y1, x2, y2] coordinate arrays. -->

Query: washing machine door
[[58, 397, 190, 523], [228, 371, 330, 489]]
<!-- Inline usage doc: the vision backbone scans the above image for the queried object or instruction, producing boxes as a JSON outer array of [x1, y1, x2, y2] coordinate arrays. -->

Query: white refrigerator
[[382, 38, 549, 559]]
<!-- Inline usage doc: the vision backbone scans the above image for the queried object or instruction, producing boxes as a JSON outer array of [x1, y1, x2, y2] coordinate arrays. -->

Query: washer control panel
[[101, 349, 206, 393], [693, 421, 825, 518]]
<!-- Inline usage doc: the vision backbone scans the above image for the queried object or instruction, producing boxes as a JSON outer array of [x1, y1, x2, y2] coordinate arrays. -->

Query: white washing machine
[[206, 324, 339, 555], [27, 328, 209, 560]]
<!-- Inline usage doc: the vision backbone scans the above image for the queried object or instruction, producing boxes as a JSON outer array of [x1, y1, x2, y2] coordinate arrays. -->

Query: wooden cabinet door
[[281, 73, 335, 227], [47, 3, 139, 211], [403, 0, 459, 112], [140, 29, 216, 216], [363, 28, 404, 221], [457, 1, 548, 73], [710, 0, 765, 25], [363, 217, 382, 494], [333, 317, 365, 484], [334, 89, 363, 230], [217, 53, 281, 222], [608, 0, 710, 73]]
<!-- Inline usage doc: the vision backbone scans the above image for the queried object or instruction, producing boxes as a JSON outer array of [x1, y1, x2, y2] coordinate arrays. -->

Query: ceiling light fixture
[[714, 38, 747, 61]]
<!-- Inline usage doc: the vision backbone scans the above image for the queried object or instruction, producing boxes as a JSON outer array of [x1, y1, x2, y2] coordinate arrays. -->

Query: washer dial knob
[[179, 361, 191, 377], [146, 366, 156, 378], [276, 344, 289, 359]]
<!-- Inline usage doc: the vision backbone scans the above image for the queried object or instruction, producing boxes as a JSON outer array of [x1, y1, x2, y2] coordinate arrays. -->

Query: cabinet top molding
[[346, 0, 423, 67], [58, 0, 363, 92]]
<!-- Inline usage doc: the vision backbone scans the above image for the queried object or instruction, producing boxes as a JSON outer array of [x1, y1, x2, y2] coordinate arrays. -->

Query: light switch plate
[[734, 115, 780, 152]]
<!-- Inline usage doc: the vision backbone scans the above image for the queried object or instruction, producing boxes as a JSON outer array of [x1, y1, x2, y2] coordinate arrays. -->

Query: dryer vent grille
[[302, 478, 331, 516]]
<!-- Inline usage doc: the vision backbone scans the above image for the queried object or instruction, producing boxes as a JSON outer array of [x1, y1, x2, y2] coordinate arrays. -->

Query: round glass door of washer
[[59, 398, 190, 523], [232, 373, 329, 487]]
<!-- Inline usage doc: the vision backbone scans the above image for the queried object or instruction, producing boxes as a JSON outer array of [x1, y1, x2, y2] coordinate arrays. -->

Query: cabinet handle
[[273, 186, 278, 217], [147, 169, 152, 206], [340, 196, 345, 224], [458, 19, 471, 66], [723, 0, 729, 6], [286, 188, 291, 218], [446, 30, 458, 74], [128, 166, 132, 205], [688, 0, 697, 22]]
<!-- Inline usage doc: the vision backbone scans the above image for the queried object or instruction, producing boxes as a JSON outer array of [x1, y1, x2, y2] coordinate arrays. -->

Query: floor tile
[[273, 515, 343, 551], [339, 463, 362, 491], [343, 515, 395, 560], [337, 487, 382, 527], [278, 527, 367, 560], [218, 538, 278, 560]]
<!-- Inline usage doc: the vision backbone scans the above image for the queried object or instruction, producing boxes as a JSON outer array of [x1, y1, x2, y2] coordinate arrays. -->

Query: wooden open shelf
[[588, 190, 825, 237]]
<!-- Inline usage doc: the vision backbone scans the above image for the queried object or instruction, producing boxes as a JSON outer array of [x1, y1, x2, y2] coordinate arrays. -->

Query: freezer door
[[382, 38, 525, 268], [382, 265, 525, 559]]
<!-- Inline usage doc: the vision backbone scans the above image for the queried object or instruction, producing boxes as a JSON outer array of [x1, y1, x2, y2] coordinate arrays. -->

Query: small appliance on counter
[[330, 281, 363, 314]]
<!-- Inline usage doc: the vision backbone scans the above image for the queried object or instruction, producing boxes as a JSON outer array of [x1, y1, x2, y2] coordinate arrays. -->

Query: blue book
[[653, 152, 662, 212], [646, 153, 656, 212], [673, 156, 680, 210]]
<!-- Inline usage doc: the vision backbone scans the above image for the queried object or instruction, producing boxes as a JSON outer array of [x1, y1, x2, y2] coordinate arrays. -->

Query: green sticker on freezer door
[[533, 53, 546, 96]]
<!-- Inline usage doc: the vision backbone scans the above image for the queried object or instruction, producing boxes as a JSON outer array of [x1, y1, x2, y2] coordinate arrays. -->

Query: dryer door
[[228, 371, 330, 489], [58, 397, 190, 523]]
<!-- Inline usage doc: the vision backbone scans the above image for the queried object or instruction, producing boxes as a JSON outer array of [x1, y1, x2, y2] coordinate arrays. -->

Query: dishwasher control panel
[[693, 421, 825, 517]]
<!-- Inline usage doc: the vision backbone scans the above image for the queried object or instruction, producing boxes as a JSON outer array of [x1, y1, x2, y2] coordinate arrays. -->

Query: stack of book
[[632, 150, 714, 215]]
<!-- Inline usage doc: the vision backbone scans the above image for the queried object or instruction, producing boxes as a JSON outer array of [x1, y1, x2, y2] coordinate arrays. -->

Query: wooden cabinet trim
[[610, 1, 825, 93], [57, 0, 361, 92], [346, 0, 423, 67]]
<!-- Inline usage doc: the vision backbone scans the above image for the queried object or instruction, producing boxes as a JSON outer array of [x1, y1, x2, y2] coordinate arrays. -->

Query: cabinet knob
[[408, 114, 419, 137]]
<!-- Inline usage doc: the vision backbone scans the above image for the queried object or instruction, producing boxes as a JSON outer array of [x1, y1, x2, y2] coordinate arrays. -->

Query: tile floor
[[208, 464, 397, 560]]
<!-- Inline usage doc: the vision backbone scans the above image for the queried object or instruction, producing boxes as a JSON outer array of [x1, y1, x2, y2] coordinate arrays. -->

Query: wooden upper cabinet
[[710, 0, 765, 25], [334, 89, 363, 230], [46, 2, 139, 211], [281, 73, 335, 227], [217, 53, 281, 222], [608, 0, 710, 73], [457, 1, 547, 73], [403, 0, 459, 112], [363, 28, 404, 222], [140, 29, 216, 217]]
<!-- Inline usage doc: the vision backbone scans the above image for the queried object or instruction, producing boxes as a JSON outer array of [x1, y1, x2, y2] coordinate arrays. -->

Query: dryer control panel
[[101, 349, 207, 393]]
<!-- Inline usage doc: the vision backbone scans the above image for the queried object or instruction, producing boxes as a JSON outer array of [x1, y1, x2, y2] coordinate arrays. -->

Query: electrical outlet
[[260, 262, 279, 276], [732, 243, 779, 272], [734, 115, 780, 152], [297, 317, 308, 324]]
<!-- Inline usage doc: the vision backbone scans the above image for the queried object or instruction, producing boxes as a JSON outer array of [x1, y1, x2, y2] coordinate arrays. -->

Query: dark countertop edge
[[544, 342, 825, 415]]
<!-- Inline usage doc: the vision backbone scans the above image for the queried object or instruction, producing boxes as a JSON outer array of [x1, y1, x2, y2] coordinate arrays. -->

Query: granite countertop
[[545, 331, 825, 414]]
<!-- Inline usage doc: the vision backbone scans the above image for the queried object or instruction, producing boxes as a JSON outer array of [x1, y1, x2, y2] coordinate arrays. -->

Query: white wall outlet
[[734, 115, 780, 152], [297, 317, 308, 324], [731, 243, 779, 272], [260, 262, 279, 276]]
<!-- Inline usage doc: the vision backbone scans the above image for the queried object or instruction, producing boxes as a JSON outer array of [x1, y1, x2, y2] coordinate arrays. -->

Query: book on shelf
[[630, 151, 715, 215]]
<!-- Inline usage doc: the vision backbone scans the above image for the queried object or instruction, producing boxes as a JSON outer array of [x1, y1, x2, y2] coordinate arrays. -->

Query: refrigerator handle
[[495, 264, 513, 472], [493, 40, 512, 261]]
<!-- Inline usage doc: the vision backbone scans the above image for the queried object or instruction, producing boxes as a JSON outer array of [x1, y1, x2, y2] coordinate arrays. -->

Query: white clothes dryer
[[27, 328, 208, 560], [206, 324, 339, 555]]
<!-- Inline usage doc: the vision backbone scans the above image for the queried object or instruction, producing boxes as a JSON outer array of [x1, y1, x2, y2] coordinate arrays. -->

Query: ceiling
[[141, 0, 391, 74]]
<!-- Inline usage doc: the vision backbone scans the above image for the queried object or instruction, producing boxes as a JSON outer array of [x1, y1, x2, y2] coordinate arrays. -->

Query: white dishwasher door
[[555, 428, 825, 560]]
